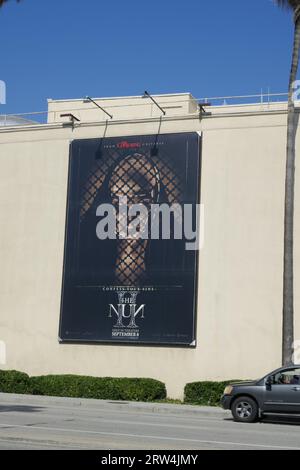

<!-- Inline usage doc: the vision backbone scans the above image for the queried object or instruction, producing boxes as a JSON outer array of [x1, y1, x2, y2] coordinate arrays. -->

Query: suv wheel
[[231, 396, 258, 423]]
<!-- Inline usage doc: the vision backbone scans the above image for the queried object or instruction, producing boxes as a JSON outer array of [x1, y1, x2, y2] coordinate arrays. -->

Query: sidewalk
[[0, 392, 230, 418]]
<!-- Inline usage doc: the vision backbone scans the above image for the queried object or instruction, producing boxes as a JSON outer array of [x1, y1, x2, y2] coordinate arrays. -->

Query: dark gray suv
[[221, 365, 300, 423]]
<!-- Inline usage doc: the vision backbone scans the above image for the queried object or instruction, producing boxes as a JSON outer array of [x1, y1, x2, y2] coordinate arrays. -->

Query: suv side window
[[272, 368, 300, 385]]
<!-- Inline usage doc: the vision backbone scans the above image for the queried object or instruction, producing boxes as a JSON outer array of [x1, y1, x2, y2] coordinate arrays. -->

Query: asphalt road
[[0, 394, 300, 450]]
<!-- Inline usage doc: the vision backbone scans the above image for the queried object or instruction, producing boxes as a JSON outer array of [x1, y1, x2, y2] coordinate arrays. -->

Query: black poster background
[[59, 132, 201, 346]]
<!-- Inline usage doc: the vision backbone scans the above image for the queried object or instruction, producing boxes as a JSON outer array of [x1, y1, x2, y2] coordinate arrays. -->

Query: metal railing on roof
[[199, 92, 288, 106], [0, 112, 48, 126], [0, 92, 290, 127]]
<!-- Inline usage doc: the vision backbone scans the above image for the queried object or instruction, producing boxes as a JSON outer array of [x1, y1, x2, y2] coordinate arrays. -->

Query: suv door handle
[[292, 387, 300, 391]]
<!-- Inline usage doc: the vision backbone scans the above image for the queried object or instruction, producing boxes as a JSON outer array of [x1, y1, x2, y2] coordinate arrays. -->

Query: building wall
[[0, 101, 299, 399]]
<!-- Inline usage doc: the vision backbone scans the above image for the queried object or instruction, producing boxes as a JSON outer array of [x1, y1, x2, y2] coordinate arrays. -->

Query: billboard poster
[[59, 132, 201, 346]]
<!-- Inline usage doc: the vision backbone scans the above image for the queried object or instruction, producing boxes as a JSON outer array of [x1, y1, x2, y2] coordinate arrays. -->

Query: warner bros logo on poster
[[109, 291, 145, 338]]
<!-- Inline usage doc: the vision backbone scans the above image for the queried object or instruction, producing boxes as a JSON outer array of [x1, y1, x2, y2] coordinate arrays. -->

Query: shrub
[[29, 375, 166, 402], [184, 380, 239, 407], [0, 370, 31, 394]]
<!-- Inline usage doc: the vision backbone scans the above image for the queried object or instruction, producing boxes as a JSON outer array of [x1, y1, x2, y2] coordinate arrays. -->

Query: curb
[[0, 392, 230, 419]]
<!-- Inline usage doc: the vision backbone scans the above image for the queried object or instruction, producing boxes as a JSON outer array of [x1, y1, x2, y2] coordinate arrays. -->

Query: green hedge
[[30, 375, 166, 401], [0, 370, 166, 402], [0, 370, 32, 394], [184, 380, 238, 407]]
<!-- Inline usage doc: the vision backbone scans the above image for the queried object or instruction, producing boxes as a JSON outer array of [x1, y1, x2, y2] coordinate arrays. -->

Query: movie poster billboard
[[59, 132, 201, 346]]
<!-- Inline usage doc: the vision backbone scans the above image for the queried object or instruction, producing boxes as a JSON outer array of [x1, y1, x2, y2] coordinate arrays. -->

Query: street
[[0, 394, 300, 450]]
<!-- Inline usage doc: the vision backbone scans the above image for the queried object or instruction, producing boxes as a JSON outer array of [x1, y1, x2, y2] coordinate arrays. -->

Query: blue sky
[[0, 0, 296, 115]]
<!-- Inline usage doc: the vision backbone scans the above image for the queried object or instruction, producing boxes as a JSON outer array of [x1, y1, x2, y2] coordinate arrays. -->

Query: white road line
[[0, 423, 298, 450], [0, 437, 85, 450], [0, 402, 226, 421], [1, 410, 298, 437], [0, 416, 228, 433]]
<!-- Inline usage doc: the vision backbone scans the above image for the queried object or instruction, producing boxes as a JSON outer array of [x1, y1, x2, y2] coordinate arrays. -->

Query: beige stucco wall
[[0, 98, 299, 399]]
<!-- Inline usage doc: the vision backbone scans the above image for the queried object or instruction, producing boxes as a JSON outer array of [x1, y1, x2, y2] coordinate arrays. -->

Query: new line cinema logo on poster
[[60, 133, 201, 346]]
